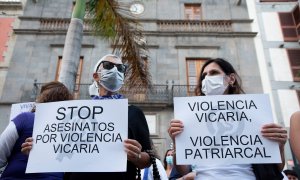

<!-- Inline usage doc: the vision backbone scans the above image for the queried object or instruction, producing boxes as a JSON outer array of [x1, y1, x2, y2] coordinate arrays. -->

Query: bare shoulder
[[291, 111, 300, 125]]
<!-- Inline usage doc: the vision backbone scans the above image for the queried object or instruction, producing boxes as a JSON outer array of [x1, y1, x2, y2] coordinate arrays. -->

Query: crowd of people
[[0, 55, 299, 180]]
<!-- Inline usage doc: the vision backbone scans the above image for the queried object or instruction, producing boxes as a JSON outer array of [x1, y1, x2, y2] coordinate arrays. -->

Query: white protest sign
[[26, 99, 128, 173], [10, 102, 35, 121], [174, 94, 281, 165]]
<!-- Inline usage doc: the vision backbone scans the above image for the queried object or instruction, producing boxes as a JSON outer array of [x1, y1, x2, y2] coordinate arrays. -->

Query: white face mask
[[201, 75, 228, 96], [99, 66, 124, 92]]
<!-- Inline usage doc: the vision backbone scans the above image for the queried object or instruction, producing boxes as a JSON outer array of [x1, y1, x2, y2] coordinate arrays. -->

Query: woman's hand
[[124, 139, 142, 162], [124, 139, 150, 169], [261, 123, 287, 171], [21, 137, 33, 155], [261, 123, 287, 147], [168, 119, 184, 141]]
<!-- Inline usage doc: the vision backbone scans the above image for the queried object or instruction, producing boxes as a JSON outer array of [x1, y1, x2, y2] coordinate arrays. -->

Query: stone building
[[0, 0, 261, 159], [0, 0, 24, 100], [247, 0, 300, 173]]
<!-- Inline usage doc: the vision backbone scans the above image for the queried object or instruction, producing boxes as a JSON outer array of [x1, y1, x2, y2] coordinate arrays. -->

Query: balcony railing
[[38, 18, 232, 33], [157, 20, 232, 32], [40, 18, 92, 31], [32, 82, 198, 105], [172, 85, 197, 97]]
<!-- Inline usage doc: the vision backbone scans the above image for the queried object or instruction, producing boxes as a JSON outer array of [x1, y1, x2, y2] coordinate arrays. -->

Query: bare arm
[[290, 111, 300, 162], [168, 119, 191, 176]]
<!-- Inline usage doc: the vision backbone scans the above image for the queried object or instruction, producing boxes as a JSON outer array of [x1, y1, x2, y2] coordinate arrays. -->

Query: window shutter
[[279, 12, 298, 41], [292, 5, 300, 39], [287, 49, 300, 81], [184, 4, 201, 20]]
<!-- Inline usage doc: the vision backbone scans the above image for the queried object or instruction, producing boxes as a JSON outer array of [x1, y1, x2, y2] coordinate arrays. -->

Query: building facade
[[0, 0, 24, 100], [247, 0, 300, 172], [0, 0, 262, 159]]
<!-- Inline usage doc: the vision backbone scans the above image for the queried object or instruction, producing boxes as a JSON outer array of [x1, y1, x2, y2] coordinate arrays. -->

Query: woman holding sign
[[168, 58, 287, 180], [0, 81, 72, 180]]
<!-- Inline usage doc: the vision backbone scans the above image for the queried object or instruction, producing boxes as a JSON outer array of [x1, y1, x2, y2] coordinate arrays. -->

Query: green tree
[[59, 0, 150, 92]]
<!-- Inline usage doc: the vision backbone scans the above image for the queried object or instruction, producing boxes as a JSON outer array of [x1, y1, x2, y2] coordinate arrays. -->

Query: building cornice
[[0, 1, 22, 10], [14, 16, 256, 37]]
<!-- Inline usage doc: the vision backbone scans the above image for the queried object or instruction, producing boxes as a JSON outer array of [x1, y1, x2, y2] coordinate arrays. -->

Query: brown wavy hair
[[36, 81, 73, 103], [195, 58, 245, 96]]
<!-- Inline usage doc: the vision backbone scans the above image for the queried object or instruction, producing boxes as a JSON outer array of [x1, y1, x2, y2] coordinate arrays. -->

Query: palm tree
[[59, 0, 150, 93]]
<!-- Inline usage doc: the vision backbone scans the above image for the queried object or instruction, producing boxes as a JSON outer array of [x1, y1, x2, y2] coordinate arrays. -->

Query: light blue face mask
[[166, 155, 173, 165], [99, 66, 124, 92]]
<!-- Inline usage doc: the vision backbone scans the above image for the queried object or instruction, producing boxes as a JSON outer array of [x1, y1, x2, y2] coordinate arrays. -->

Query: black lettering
[[78, 106, 91, 119], [188, 102, 197, 111], [263, 147, 271, 158], [236, 100, 244, 109], [249, 100, 257, 109], [211, 148, 220, 158], [240, 135, 249, 145], [50, 134, 57, 143], [92, 106, 103, 119], [208, 112, 216, 122], [43, 124, 50, 133], [218, 101, 225, 110], [53, 144, 61, 153], [185, 149, 193, 159], [107, 122, 114, 131], [234, 148, 243, 158], [244, 147, 253, 158], [200, 102, 209, 111], [36, 135, 42, 143], [68, 106, 78, 119], [194, 149, 202, 159], [190, 136, 198, 146], [56, 107, 66, 120]]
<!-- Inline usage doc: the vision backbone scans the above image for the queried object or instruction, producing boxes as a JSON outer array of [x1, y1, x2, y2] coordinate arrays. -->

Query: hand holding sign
[[26, 99, 128, 173], [173, 94, 282, 165], [124, 139, 142, 162], [261, 123, 287, 147], [21, 137, 33, 155], [168, 119, 184, 141]]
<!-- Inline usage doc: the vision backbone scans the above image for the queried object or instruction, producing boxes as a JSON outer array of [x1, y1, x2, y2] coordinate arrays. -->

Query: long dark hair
[[137, 140, 161, 180], [195, 58, 244, 96]]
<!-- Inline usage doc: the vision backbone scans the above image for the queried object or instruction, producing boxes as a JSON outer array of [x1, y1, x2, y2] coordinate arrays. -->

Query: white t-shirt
[[194, 164, 256, 180], [141, 158, 168, 180]]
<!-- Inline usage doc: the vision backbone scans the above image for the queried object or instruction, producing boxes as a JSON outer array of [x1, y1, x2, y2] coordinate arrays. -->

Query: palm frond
[[88, 0, 151, 88]]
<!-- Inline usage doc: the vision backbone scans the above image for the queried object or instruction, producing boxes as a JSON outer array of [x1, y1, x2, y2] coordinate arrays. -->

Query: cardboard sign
[[26, 99, 128, 173], [10, 102, 35, 121], [174, 94, 281, 165]]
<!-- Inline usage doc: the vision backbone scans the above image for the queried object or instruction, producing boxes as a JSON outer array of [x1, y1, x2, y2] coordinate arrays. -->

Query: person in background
[[164, 149, 174, 177], [21, 54, 152, 180], [283, 169, 299, 180], [290, 111, 300, 162], [0, 81, 72, 180], [168, 58, 287, 180]]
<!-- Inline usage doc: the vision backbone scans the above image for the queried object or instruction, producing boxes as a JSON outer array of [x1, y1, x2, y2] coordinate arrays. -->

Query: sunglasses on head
[[99, 61, 126, 73]]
